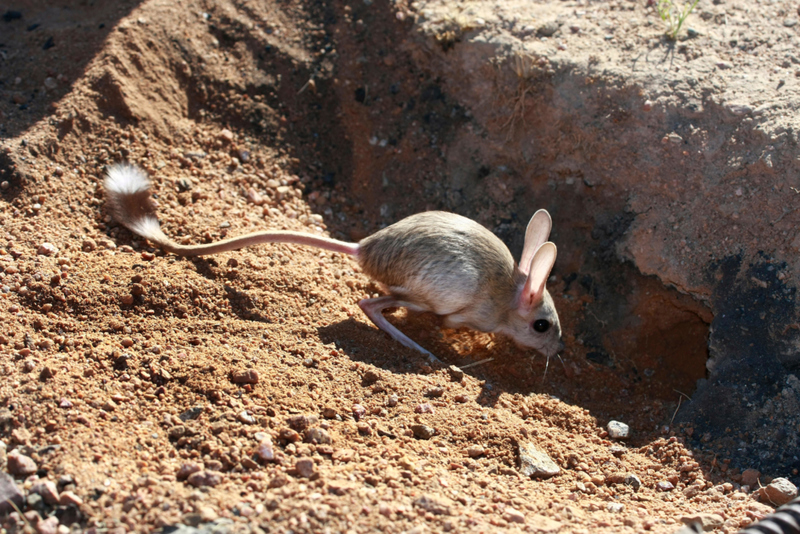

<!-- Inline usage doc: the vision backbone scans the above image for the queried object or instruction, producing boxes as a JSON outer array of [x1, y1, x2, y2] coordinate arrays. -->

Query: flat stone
[[504, 506, 525, 523], [413, 494, 453, 515], [519, 442, 560, 478], [178, 407, 203, 421], [186, 470, 221, 487], [528, 514, 563, 532], [680, 513, 724, 531]]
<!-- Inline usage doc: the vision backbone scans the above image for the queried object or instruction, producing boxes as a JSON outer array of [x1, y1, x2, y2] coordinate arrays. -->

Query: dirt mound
[[0, 0, 794, 532]]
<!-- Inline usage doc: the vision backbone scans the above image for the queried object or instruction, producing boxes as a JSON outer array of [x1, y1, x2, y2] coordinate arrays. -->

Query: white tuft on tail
[[130, 216, 164, 241], [104, 163, 151, 195]]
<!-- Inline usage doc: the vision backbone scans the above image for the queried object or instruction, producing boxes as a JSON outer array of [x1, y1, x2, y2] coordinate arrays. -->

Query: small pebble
[[176, 463, 202, 480], [279, 428, 301, 442], [246, 188, 264, 205], [7, 450, 37, 476], [657, 480, 675, 492], [37, 243, 58, 256], [758, 477, 798, 505], [238, 410, 256, 424], [411, 424, 436, 440], [466, 445, 485, 458], [295, 458, 315, 478], [413, 494, 452, 515], [414, 403, 434, 414], [504, 506, 526, 523], [351, 404, 366, 420], [82, 238, 97, 251], [58, 490, 84, 506], [386, 395, 399, 407], [425, 387, 444, 398], [624, 474, 642, 491], [199, 506, 218, 522], [607, 421, 629, 439], [518, 442, 560, 478], [187, 471, 221, 487], [31, 480, 59, 505], [741, 468, 761, 487], [607, 503, 624, 513], [256, 436, 275, 462], [36, 516, 59, 534], [362, 369, 381, 385], [448, 365, 464, 381], [231, 369, 259, 384], [178, 407, 202, 421], [287, 414, 317, 430], [537, 21, 559, 37]]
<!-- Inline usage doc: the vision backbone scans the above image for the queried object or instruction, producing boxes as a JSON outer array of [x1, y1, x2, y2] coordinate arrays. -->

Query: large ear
[[519, 242, 557, 313], [519, 209, 552, 275]]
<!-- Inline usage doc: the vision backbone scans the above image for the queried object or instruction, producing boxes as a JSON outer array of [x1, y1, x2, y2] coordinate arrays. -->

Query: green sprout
[[657, 0, 699, 40]]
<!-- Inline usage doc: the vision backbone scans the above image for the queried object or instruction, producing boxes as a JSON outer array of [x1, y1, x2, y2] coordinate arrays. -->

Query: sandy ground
[[0, 0, 794, 532]]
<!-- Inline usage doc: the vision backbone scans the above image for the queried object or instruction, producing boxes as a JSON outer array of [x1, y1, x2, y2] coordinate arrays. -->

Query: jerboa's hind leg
[[358, 296, 441, 364]]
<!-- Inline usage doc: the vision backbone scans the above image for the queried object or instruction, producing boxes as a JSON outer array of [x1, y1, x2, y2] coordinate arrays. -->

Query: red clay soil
[[0, 0, 782, 532]]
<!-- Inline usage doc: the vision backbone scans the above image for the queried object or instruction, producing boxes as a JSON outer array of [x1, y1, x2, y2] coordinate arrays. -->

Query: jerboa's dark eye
[[532, 320, 550, 333]]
